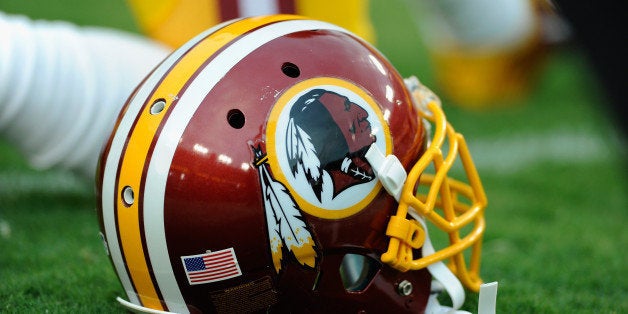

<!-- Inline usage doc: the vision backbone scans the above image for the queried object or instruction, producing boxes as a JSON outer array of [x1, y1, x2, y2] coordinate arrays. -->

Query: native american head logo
[[253, 78, 391, 272], [286, 89, 377, 201]]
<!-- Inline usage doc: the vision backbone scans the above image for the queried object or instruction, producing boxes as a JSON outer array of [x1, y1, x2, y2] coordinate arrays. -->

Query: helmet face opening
[[96, 15, 486, 313]]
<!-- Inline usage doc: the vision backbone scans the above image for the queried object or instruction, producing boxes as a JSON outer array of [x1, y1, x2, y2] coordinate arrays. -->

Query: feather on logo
[[252, 145, 318, 273], [286, 118, 323, 198]]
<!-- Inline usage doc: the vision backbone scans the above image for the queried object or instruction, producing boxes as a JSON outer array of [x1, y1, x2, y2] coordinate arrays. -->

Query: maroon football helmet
[[97, 15, 488, 313]]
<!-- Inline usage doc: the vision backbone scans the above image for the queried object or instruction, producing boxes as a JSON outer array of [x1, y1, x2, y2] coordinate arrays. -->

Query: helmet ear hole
[[339, 254, 381, 292], [121, 186, 134, 206], [150, 99, 166, 115]]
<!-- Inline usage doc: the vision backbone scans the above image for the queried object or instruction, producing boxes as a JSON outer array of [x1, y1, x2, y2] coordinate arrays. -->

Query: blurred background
[[0, 0, 626, 312]]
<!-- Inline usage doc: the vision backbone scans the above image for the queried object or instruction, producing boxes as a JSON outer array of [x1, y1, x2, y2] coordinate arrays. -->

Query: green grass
[[1, 0, 627, 313]]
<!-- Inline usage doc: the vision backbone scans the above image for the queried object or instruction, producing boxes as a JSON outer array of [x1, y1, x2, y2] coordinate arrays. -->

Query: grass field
[[1, 1, 626, 313]]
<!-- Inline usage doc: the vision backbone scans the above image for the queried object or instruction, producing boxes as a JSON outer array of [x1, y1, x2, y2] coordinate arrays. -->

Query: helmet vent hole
[[227, 109, 245, 129], [281, 62, 300, 78], [121, 186, 134, 206], [339, 254, 381, 292], [150, 99, 166, 115]]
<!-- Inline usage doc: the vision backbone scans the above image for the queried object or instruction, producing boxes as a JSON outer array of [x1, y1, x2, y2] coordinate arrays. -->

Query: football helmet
[[97, 15, 488, 313]]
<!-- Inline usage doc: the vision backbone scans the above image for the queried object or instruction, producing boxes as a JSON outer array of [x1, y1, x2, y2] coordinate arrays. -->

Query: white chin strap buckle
[[364, 144, 407, 202]]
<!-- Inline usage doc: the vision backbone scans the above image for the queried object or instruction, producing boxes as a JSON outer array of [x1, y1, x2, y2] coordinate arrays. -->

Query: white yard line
[[467, 128, 623, 174]]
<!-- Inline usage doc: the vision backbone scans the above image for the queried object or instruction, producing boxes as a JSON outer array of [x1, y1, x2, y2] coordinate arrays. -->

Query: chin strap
[[418, 209, 498, 314], [412, 211, 466, 310]]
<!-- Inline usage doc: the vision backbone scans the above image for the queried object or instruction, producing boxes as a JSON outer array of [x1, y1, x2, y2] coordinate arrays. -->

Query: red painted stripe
[[190, 269, 241, 282], [189, 262, 237, 277], [190, 268, 240, 280], [218, 0, 240, 21], [278, 0, 296, 14], [204, 259, 235, 269]]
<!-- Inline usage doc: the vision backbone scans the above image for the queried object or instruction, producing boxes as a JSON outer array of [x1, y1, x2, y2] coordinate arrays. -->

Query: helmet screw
[[397, 280, 413, 296]]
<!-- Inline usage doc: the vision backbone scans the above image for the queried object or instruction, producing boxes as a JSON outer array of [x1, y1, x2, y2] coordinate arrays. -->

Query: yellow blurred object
[[414, 0, 553, 108], [295, 0, 374, 43], [431, 34, 546, 108], [128, 0, 220, 48], [127, 0, 375, 48]]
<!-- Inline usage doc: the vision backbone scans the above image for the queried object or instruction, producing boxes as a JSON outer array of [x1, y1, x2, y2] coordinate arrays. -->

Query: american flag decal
[[181, 248, 242, 285]]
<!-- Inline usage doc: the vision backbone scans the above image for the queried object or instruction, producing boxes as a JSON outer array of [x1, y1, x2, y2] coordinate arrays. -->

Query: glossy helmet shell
[[97, 15, 430, 313]]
